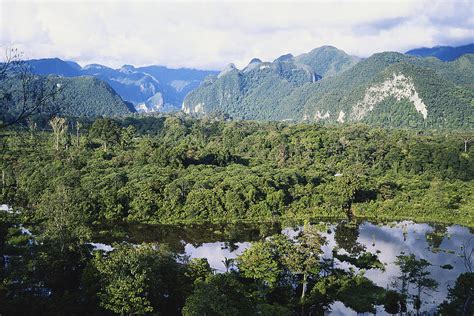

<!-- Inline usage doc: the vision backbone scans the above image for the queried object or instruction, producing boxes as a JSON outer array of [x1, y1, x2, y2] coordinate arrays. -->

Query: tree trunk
[[301, 273, 307, 316], [462, 292, 472, 316], [301, 272, 307, 300], [415, 286, 422, 316]]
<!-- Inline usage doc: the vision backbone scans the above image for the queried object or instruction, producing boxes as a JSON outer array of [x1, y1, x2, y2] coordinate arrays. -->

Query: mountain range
[[3, 43, 473, 129], [405, 43, 474, 61], [25, 58, 218, 112], [183, 45, 474, 129]]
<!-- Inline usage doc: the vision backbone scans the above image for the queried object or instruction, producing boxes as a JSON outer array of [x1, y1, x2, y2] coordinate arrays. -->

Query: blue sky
[[1, 0, 473, 70]]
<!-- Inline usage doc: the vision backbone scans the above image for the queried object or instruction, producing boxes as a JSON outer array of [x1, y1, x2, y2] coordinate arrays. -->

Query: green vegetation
[[1, 116, 473, 226], [2, 210, 459, 315], [51, 76, 136, 116], [0, 115, 473, 314]]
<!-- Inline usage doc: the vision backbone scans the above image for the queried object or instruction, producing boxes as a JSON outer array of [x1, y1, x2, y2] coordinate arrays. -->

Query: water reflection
[[185, 242, 250, 272], [96, 220, 473, 315]]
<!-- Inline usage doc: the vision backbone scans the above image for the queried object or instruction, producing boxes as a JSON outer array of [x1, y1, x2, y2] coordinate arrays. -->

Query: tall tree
[[395, 254, 438, 315], [49, 116, 67, 151], [37, 185, 92, 253], [285, 223, 326, 305], [94, 243, 189, 315], [89, 118, 121, 152]]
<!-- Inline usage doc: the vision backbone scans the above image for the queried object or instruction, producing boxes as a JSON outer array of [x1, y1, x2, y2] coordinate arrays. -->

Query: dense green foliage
[[1, 116, 473, 226], [0, 115, 473, 314], [184, 47, 474, 129], [93, 243, 190, 314]]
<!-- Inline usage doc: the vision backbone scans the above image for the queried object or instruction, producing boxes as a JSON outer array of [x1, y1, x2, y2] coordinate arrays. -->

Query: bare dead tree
[[464, 138, 472, 153], [75, 121, 82, 147], [0, 48, 23, 81], [49, 117, 67, 150], [0, 47, 68, 130]]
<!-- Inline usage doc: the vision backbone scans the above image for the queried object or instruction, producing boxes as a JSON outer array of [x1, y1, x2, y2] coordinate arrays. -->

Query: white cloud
[[1, 0, 473, 70]]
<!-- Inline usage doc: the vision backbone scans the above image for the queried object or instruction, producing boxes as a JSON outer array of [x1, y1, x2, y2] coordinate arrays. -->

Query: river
[[92, 220, 473, 315]]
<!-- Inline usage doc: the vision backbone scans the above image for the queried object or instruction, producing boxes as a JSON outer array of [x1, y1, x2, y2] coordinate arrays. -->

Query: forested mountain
[[183, 46, 356, 120], [26, 58, 218, 112], [184, 47, 474, 129], [53, 76, 136, 116], [406, 43, 474, 61], [297, 52, 474, 128], [0, 75, 134, 119]]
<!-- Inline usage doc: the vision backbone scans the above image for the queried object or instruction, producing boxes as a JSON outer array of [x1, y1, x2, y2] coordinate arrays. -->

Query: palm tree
[[222, 257, 234, 272]]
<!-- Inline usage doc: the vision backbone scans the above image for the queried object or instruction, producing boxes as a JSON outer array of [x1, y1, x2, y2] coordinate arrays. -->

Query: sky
[[1, 0, 473, 70]]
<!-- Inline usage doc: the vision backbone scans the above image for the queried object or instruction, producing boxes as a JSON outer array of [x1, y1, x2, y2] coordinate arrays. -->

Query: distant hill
[[183, 46, 474, 129], [53, 76, 136, 117], [0, 74, 134, 119], [27, 58, 81, 77], [25, 58, 218, 112], [406, 43, 474, 61]]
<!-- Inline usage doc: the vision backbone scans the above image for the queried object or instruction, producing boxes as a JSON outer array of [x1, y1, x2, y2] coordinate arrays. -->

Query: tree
[[0, 48, 65, 129], [238, 228, 326, 314], [120, 125, 136, 149], [37, 185, 92, 253], [182, 273, 255, 316], [75, 121, 82, 147], [94, 243, 190, 315], [93, 243, 155, 315], [49, 116, 67, 150], [186, 258, 212, 283], [222, 257, 235, 273], [309, 270, 385, 314], [383, 290, 403, 315], [89, 118, 121, 151], [285, 223, 326, 304], [323, 163, 369, 218], [395, 254, 438, 315], [237, 239, 282, 287], [438, 272, 473, 316]]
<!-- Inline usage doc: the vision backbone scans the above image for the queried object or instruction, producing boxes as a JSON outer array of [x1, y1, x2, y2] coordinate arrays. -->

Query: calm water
[[94, 220, 473, 315]]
